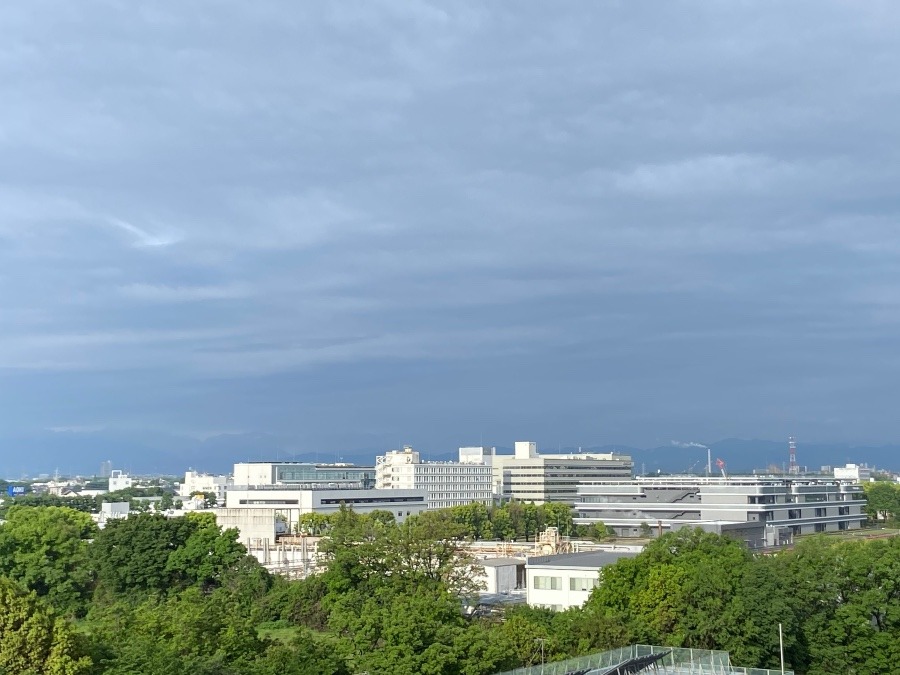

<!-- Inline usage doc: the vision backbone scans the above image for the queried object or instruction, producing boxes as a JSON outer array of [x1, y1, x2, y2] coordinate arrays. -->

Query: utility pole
[[779, 623, 785, 675], [535, 637, 546, 672]]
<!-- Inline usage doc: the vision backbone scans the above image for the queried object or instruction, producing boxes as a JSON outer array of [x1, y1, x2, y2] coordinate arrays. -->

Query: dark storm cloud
[[2, 1, 900, 460]]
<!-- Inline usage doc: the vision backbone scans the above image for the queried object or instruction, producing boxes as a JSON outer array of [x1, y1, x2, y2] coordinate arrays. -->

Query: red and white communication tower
[[788, 436, 797, 474]]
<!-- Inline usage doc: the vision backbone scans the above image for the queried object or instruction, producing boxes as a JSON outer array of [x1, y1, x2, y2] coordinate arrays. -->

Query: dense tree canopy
[[3, 500, 900, 674], [0, 506, 97, 615]]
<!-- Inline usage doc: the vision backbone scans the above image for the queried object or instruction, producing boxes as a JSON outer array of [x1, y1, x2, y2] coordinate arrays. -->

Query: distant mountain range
[[2, 430, 896, 478]]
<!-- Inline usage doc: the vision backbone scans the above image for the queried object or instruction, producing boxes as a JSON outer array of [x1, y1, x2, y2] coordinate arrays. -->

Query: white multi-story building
[[575, 476, 866, 541], [527, 550, 639, 611], [179, 471, 233, 504], [833, 463, 872, 482], [108, 470, 132, 492], [491, 441, 633, 505], [375, 447, 494, 509]]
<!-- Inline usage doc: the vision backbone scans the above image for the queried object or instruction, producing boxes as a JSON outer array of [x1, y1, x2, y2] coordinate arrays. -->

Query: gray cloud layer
[[2, 1, 900, 458]]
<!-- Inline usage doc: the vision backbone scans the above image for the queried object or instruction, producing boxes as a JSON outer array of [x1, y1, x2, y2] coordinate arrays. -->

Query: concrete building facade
[[375, 447, 494, 509], [493, 442, 633, 505], [575, 476, 866, 541]]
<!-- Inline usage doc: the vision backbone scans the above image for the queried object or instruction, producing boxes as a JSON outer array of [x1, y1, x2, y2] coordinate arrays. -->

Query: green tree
[[450, 502, 492, 539], [90, 512, 199, 595], [0, 577, 92, 675], [0, 506, 97, 614], [165, 521, 250, 590], [296, 512, 331, 535], [98, 586, 265, 675], [540, 502, 574, 537], [862, 481, 900, 522]]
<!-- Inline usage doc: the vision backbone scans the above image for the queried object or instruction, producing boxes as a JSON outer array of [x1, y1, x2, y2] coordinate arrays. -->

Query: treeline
[[863, 480, 900, 523], [2, 503, 900, 674], [295, 500, 612, 541], [0, 488, 185, 520]]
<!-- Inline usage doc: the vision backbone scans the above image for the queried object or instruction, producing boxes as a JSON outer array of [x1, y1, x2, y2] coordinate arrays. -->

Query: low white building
[[526, 549, 638, 611], [376, 446, 494, 509], [91, 501, 130, 529], [477, 557, 525, 594], [179, 470, 233, 504]]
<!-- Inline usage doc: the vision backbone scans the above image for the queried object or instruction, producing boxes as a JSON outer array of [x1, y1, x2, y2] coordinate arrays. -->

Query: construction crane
[[716, 457, 728, 478]]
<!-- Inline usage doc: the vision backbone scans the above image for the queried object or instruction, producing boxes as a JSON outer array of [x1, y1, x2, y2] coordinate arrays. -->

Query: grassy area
[[257, 621, 303, 643], [795, 526, 900, 542]]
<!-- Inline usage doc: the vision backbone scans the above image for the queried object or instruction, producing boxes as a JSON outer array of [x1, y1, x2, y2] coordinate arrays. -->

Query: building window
[[569, 577, 599, 591], [815, 508, 826, 518], [838, 506, 850, 516], [815, 523, 827, 533], [788, 509, 801, 520], [533, 576, 562, 590]]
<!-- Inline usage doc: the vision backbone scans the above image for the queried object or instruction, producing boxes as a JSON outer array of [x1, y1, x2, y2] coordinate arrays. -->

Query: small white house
[[526, 549, 638, 611]]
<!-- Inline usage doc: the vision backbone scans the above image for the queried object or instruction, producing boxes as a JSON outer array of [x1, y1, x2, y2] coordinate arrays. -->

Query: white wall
[[233, 463, 274, 486], [481, 564, 518, 594], [526, 566, 600, 611]]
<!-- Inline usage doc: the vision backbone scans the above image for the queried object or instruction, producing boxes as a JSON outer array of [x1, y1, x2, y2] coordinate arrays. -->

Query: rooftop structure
[[233, 461, 375, 490]]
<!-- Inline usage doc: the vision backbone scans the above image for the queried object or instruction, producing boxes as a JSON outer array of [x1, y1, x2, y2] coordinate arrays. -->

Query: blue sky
[[3, 1, 900, 466]]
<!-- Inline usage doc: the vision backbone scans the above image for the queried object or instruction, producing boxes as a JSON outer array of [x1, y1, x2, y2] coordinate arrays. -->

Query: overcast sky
[[2, 1, 900, 459]]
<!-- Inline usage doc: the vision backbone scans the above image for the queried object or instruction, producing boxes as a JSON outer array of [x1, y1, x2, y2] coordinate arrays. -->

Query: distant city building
[[375, 446, 494, 509], [233, 462, 375, 490], [575, 476, 866, 542], [833, 463, 872, 482], [108, 469, 132, 492], [99, 460, 113, 478], [526, 550, 639, 611], [491, 441, 633, 505], [179, 470, 233, 504]]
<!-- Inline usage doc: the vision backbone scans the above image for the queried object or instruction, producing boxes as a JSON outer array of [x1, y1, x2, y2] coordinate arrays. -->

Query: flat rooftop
[[527, 549, 639, 569], [479, 557, 525, 567]]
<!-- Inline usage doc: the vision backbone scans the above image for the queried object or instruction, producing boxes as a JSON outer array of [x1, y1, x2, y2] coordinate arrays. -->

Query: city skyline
[[4, 3, 900, 462]]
